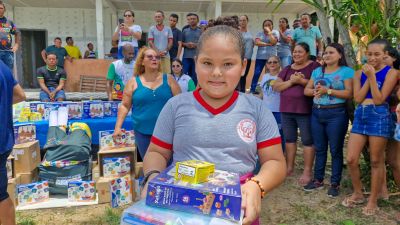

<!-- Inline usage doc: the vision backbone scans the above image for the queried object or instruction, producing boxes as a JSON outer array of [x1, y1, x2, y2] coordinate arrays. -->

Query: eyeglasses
[[145, 55, 161, 60], [172, 65, 181, 68], [124, 14, 133, 17], [267, 61, 279, 64]]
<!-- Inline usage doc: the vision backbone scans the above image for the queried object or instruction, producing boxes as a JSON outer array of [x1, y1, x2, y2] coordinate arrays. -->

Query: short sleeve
[[177, 30, 183, 42], [255, 101, 281, 149], [45, 46, 51, 53], [106, 63, 116, 81], [168, 28, 173, 39], [10, 21, 17, 35], [133, 25, 142, 33], [188, 79, 196, 91], [148, 27, 154, 40], [278, 66, 290, 81], [292, 29, 298, 41], [114, 26, 119, 33], [255, 32, 263, 41], [311, 67, 322, 80], [151, 100, 175, 150], [60, 69, 67, 80], [36, 67, 44, 79], [343, 67, 355, 80], [315, 27, 322, 40], [63, 48, 69, 57], [272, 30, 280, 40]]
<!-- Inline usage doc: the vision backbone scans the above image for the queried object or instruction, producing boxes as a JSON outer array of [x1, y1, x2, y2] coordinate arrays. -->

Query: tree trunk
[[314, 0, 333, 45]]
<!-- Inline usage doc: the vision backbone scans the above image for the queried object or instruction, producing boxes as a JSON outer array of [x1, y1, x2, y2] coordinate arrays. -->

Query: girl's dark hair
[[386, 46, 400, 70], [172, 58, 183, 66], [196, 25, 245, 60], [322, 43, 348, 73], [368, 38, 390, 51], [262, 19, 273, 28], [295, 42, 310, 54], [212, 16, 239, 29], [279, 17, 289, 29]]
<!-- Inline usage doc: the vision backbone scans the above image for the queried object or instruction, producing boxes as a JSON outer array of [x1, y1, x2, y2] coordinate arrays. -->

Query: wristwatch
[[327, 89, 332, 95]]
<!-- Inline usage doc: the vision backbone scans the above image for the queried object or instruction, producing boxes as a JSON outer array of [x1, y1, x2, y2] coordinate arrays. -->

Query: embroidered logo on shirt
[[237, 119, 256, 143]]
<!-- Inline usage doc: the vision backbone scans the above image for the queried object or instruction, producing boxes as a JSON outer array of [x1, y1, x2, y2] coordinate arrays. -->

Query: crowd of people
[[0, 1, 400, 224]]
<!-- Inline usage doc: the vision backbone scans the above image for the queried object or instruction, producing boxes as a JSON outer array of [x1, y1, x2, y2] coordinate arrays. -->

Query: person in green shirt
[[171, 58, 195, 92], [106, 44, 135, 101]]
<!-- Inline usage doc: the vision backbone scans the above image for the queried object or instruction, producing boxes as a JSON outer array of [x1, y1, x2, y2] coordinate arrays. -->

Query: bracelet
[[141, 170, 161, 190], [246, 177, 266, 199]]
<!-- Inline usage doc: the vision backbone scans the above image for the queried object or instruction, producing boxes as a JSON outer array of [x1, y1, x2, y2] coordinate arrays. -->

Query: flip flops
[[341, 196, 366, 208]]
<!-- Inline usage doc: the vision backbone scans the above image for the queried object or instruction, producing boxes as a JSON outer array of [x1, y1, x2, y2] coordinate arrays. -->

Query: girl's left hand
[[241, 181, 262, 225], [362, 64, 376, 78]]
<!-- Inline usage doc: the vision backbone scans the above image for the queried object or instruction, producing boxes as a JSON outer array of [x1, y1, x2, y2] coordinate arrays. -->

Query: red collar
[[193, 89, 239, 115], [156, 24, 164, 31]]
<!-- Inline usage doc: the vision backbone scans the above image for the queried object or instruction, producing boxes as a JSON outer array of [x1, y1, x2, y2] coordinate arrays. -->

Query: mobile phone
[[118, 18, 124, 25]]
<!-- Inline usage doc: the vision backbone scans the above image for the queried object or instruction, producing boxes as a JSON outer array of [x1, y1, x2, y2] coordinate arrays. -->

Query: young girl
[[277, 17, 292, 68], [142, 25, 286, 225], [303, 43, 354, 197], [171, 58, 196, 93], [260, 56, 284, 148], [343, 39, 398, 216]]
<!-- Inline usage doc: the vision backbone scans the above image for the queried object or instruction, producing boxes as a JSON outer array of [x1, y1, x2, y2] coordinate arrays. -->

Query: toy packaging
[[29, 102, 46, 120], [68, 180, 96, 202], [99, 129, 135, 150], [121, 200, 243, 225], [146, 165, 242, 222], [17, 181, 49, 206], [6, 157, 14, 179], [110, 175, 132, 208], [67, 102, 83, 120], [83, 101, 104, 119], [13, 101, 30, 122], [13, 123, 36, 144], [103, 101, 119, 117], [103, 156, 131, 178], [175, 160, 215, 184], [44, 102, 69, 120]]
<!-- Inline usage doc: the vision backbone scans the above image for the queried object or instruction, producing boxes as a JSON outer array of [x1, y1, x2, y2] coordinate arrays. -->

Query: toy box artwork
[[111, 175, 132, 208], [121, 200, 243, 225], [29, 102, 46, 119], [83, 101, 104, 119], [103, 157, 131, 178], [6, 158, 13, 179], [44, 102, 69, 120], [146, 165, 242, 222], [17, 181, 49, 206], [175, 160, 215, 184], [99, 130, 135, 150], [103, 101, 119, 117], [67, 102, 83, 120], [13, 123, 36, 144], [68, 180, 96, 202]]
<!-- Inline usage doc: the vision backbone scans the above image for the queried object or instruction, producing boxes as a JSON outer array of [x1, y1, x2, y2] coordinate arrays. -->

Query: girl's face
[[142, 49, 160, 70], [172, 61, 182, 75], [266, 57, 280, 72], [196, 34, 246, 100], [292, 45, 309, 64], [239, 16, 248, 28], [279, 19, 287, 29], [366, 44, 385, 68], [263, 21, 273, 30], [322, 46, 341, 66]]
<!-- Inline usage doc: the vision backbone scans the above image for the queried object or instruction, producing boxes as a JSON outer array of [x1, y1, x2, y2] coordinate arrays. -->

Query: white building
[[4, 0, 312, 87]]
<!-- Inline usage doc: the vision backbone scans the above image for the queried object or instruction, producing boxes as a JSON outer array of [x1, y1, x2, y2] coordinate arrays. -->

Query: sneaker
[[303, 180, 324, 192], [327, 184, 340, 198]]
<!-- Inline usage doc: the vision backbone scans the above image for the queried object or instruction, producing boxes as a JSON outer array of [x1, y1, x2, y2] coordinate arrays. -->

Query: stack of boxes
[[95, 130, 137, 207]]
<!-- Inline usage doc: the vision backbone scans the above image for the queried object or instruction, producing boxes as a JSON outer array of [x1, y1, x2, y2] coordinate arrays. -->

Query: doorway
[[17, 29, 47, 88]]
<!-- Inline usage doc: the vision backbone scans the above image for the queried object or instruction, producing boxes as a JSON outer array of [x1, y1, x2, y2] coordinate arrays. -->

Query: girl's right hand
[[112, 128, 123, 144]]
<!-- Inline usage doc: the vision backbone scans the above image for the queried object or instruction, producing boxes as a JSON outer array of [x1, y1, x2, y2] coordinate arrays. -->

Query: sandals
[[362, 206, 380, 216], [341, 196, 366, 208]]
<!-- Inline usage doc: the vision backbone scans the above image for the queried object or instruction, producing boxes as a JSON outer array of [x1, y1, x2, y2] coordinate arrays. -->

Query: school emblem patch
[[237, 119, 256, 143]]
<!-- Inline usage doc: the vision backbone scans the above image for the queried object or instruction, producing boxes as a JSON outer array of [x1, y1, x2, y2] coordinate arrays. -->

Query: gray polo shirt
[[151, 90, 281, 176], [182, 26, 202, 59], [148, 25, 173, 58]]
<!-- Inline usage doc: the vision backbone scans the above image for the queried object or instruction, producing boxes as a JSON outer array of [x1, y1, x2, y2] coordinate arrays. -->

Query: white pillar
[[96, 0, 105, 59], [215, 0, 222, 18]]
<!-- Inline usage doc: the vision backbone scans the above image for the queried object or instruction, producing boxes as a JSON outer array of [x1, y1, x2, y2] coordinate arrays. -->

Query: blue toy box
[[103, 101, 119, 117], [83, 101, 104, 119], [13, 123, 36, 144], [44, 102, 69, 120], [146, 165, 242, 222]]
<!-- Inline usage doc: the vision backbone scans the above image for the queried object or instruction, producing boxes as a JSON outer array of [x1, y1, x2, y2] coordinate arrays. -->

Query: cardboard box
[[99, 130, 135, 150], [83, 101, 104, 119], [146, 166, 242, 222], [7, 156, 15, 179], [135, 162, 143, 179], [175, 160, 215, 184], [7, 175, 21, 206], [44, 102, 69, 120], [92, 165, 100, 182], [103, 156, 131, 178], [67, 102, 83, 119], [18, 168, 39, 184], [96, 177, 114, 204], [13, 141, 41, 174], [98, 147, 136, 177], [68, 180, 96, 202], [29, 102, 46, 120], [103, 101, 119, 117], [17, 181, 49, 206], [13, 123, 36, 144], [111, 175, 133, 208]]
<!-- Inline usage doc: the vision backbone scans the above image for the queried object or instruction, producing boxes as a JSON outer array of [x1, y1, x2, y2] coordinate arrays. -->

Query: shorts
[[0, 150, 12, 202], [40, 87, 66, 101], [281, 113, 313, 146], [351, 104, 393, 138]]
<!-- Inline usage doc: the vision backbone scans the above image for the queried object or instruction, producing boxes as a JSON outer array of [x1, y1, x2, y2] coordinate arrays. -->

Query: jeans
[[182, 58, 197, 85], [272, 112, 285, 152], [238, 59, 252, 92], [311, 107, 348, 185], [118, 46, 139, 60], [40, 87, 66, 101], [135, 131, 152, 160], [0, 150, 12, 202], [279, 55, 292, 68], [0, 50, 13, 70], [250, 59, 267, 92]]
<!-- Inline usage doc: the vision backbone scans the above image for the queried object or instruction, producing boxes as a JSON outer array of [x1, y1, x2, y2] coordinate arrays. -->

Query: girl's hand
[[112, 128, 123, 144], [241, 181, 262, 225], [362, 64, 376, 78], [315, 84, 327, 96], [264, 26, 271, 34]]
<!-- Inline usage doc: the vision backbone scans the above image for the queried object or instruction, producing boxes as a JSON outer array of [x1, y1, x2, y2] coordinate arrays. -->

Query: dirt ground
[[17, 148, 400, 225]]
